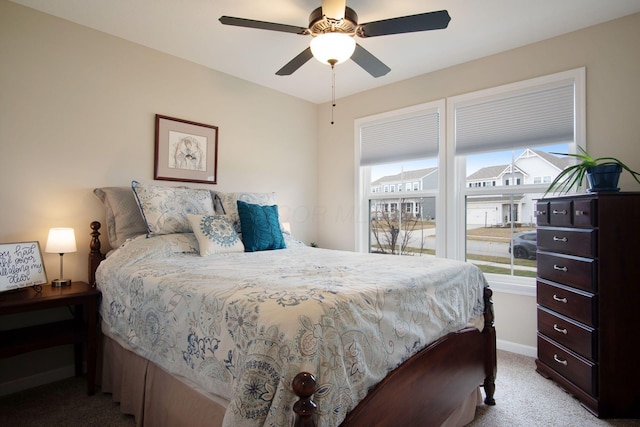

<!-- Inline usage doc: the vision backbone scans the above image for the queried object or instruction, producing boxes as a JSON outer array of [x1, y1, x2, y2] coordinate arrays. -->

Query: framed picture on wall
[[154, 114, 218, 184], [0, 241, 47, 292]]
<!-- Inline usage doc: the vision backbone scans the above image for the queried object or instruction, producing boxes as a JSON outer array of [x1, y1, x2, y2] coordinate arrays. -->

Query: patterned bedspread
[[96, 234, 487, 427]]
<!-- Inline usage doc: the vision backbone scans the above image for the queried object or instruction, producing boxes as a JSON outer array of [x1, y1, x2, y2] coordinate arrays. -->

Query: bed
[[89, 183, 496, 427]]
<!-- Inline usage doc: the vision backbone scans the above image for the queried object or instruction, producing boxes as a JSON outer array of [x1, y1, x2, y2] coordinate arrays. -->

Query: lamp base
[[51, 279, 72, 287]]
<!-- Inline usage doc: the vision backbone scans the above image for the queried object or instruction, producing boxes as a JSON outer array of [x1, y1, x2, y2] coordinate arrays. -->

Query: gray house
[[370, 167, 437, 220]]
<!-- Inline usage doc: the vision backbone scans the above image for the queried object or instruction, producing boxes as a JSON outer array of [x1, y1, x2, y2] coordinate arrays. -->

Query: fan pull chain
[[331, 65, 336, 124], [329, 59, 337, 125]]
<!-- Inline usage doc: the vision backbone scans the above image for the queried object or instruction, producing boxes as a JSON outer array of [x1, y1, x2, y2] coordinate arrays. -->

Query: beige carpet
[[469, 351, 640, 427], [1, 350, 639, 426]]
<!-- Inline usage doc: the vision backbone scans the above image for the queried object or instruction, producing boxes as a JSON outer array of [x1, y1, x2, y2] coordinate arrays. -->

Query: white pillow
[[187, 214, 244, 256], [132, 181, 214, 235]]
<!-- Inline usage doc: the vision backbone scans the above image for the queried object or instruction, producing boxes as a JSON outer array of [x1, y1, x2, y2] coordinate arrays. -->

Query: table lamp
[[45, 227, 77, 287]]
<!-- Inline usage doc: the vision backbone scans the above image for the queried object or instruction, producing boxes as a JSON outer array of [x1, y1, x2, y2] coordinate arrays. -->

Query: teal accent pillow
[[237, 200, 286, 252]]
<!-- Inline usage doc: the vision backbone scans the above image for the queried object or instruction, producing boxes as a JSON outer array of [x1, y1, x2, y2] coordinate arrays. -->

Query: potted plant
[[545, 146, 640, 195]]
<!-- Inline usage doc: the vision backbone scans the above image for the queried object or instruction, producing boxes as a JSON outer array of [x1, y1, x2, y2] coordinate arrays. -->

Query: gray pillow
[[94, 187, 148, 248]]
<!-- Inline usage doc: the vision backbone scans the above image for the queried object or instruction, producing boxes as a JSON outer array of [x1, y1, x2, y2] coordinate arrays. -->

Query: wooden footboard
[[88, 221, 496, 427], [293, 287, 497, 427]]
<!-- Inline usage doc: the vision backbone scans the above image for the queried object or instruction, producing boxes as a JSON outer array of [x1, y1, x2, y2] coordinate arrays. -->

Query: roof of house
[[371, 149, 574, 184], [372, 167, 437, 185], [467, 165, 508, 181]]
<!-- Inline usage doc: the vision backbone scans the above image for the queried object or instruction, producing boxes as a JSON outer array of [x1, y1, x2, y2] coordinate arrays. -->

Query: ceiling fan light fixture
[[310, 32, 356, 65]]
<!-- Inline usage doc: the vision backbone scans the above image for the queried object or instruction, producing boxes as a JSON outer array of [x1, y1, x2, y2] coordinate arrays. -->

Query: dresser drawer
[[548, 200, 573, 226], [538, 307, 596, 361], [573, 198, 597, 228], [537, 279, 596, 326], [537, 252, 596, 292], [538, 334, 596, 396], [536, 201, 550, 226], [537, 228, 596, 258]]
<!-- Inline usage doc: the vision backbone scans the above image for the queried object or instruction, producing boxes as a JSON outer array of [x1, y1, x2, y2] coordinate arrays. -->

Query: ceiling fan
[[219, 0, 451, 78]]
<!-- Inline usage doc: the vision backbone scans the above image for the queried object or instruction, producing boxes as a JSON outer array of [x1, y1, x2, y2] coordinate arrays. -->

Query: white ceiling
[[10, 0, 640, 104]]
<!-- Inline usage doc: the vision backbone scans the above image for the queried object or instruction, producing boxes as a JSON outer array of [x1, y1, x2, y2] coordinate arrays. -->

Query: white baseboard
[[497, 339, 537, 358], [0, 364, 75, 397]]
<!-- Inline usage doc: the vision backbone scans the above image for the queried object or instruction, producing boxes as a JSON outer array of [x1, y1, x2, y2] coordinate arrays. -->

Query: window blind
[[360, 110, 439, 166], [455, 82, 574, 155]]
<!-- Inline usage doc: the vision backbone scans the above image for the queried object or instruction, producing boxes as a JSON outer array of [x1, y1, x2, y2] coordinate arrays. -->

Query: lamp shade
[[45, 228, 77, 254], [310, 33, 356, 65]]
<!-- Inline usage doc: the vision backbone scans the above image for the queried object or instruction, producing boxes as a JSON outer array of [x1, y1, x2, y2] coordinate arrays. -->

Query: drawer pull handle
[[536, 210, 547, 215], [553, 354, 568, 366], [553, 294, 567, 303], [552, 209, 567, 215], [575, 210, 584, 216], [553, 264, 568, 272], [553, 324, 568, 334], [553, 236, 567, 242]]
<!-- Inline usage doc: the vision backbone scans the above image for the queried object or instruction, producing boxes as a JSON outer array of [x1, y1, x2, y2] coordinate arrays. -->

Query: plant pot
[[586, 164, 622, 192]]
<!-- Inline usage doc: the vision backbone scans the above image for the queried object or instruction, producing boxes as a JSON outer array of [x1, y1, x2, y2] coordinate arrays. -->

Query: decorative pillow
[[213, 191, 278, 235], [131, 181, 215, 235], [93, 187, 148, 248], [187, 214, 244, 256], [237, 200, 286, 252]]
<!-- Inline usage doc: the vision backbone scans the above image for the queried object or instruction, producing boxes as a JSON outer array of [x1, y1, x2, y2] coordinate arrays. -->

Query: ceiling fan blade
[[322, 0, 347, 20], [219, 16, 308, 35], [276, 47, 314, 76], [358, 10, 451, 37], [351, 43, 390, 78]]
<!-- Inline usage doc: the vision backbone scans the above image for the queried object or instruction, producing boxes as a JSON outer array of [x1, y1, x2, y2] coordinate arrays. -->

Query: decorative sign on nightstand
[[0, 241, 47, 292]]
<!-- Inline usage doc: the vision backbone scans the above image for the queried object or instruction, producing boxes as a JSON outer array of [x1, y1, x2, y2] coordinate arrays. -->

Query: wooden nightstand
[[0, 281, 101, 395]]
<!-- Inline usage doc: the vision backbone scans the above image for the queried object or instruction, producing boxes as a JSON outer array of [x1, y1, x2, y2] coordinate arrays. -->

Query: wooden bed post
[[483, 286, 497, 405], [292, 372, 317, 427], [88, 221, 105, 286]]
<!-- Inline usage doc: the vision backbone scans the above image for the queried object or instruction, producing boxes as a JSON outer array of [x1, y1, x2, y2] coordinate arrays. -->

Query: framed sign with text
[[0, 241, 47, 292]]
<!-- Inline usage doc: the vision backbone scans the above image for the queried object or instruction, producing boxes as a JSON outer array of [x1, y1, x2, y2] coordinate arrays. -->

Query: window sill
[[484, 273, 536, 297]]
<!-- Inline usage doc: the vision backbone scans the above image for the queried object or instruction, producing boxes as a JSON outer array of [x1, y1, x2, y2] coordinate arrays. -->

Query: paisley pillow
[[212, 191, 278, 236], [187, 215, 244, 256], [132, 181, 214, 236], [237, 200, 286, 252]]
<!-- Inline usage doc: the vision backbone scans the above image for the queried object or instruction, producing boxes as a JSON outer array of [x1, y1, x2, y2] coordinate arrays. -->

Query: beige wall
[[316, 12, 640, 351], [0, 0, 318, 390]]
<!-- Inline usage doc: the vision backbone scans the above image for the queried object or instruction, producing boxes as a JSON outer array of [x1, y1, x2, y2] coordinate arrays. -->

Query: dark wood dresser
[[535, 192, 640, 418]]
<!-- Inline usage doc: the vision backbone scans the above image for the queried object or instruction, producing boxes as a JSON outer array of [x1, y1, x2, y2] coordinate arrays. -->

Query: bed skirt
[[99, 331, 481, 427]]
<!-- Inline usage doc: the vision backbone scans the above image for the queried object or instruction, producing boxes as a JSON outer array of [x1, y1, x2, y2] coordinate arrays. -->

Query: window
[[448, 68, 585, 294], [356, 68, 585, 295], [356, 101, 444, 255]]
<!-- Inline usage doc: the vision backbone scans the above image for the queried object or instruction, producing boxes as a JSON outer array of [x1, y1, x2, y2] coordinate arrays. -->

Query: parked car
[[509, 231, 537, 259]]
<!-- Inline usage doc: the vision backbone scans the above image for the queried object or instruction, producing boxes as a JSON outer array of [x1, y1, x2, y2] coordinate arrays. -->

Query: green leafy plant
[[545, 146, 640, 195]]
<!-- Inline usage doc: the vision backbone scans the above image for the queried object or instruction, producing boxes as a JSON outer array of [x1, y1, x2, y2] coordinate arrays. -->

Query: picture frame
[[0, 241, 47, 292], [155, 114, 218, 184]]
